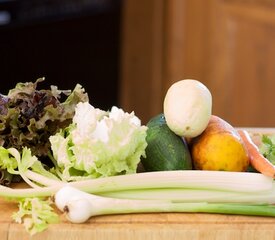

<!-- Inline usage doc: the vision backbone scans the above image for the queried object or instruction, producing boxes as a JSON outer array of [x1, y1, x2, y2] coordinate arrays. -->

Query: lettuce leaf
[[50, 102, 147, 181], [12, 197, 59, 235], [259, 135, 275, 165], [0, 78, 88, 161]]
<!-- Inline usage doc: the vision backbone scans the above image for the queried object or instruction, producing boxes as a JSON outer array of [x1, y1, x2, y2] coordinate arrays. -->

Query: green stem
[[99, 200, 275, 217], [25, 170, 64, 187], [0, 170, 273, 201], [99, 187, 275, 204], [70, 171, 273, 193], [0, 185, 60, 198]]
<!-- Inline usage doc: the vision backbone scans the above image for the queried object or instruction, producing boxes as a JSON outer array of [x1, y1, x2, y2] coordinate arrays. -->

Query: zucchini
[[141, 114, 193, 171]]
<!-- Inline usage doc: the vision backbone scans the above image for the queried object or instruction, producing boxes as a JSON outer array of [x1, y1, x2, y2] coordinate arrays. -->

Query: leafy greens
[[0, 78, 88, 185], [12, 197, 59, 235], [259, 134, 275, 165], [50, 102, 148, 181], [0, 80, 149, 235], [0, 78, 88, 160]]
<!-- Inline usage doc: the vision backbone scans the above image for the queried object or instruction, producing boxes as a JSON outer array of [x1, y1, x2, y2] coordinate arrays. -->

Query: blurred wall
[[0, 0, 121, 110], [120, 0, 275, 127]]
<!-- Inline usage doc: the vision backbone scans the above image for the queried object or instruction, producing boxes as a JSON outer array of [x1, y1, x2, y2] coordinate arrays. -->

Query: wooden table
[[2, 201, 275, 240], [1, 128, 275, 240]]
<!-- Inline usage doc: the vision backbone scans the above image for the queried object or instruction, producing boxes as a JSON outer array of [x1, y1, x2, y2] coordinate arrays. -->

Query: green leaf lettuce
[[12, 197, 59, 235], [50, 102, 148, 181]]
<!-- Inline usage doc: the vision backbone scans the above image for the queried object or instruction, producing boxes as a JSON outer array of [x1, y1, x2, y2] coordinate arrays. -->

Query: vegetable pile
[[1, 78, 275, 235], [0, 78, 88, 185]]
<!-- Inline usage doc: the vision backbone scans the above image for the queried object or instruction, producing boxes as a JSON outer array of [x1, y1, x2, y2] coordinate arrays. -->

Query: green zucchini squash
[[141, 114, 193, 171]]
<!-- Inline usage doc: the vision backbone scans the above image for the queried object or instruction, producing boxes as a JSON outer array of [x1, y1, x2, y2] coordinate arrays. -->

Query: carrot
[[238, 129, 275, 178]]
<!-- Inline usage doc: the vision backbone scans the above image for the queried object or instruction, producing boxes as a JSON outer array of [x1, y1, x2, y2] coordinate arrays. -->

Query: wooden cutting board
[[2, 198, 275, 240], [1, 128, 275, 240]]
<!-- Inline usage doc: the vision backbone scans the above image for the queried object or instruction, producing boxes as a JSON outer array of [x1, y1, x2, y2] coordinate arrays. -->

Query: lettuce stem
[[0, 170, 273, 201], [0, 184, 59, 198], [25, 170, 64, 187]]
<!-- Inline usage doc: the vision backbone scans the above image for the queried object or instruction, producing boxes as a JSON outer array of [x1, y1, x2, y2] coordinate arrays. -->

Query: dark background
[[0, 0, 121, 110]]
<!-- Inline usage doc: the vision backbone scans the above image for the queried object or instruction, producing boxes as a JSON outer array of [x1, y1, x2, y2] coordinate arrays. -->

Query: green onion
[[99, 187, 275, 204], [55, 186, 275, 223], [0, 170, 274, 230]]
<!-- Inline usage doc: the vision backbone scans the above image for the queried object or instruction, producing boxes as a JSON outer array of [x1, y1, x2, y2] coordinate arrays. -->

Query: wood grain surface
[[2, 197, 275, 240]]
